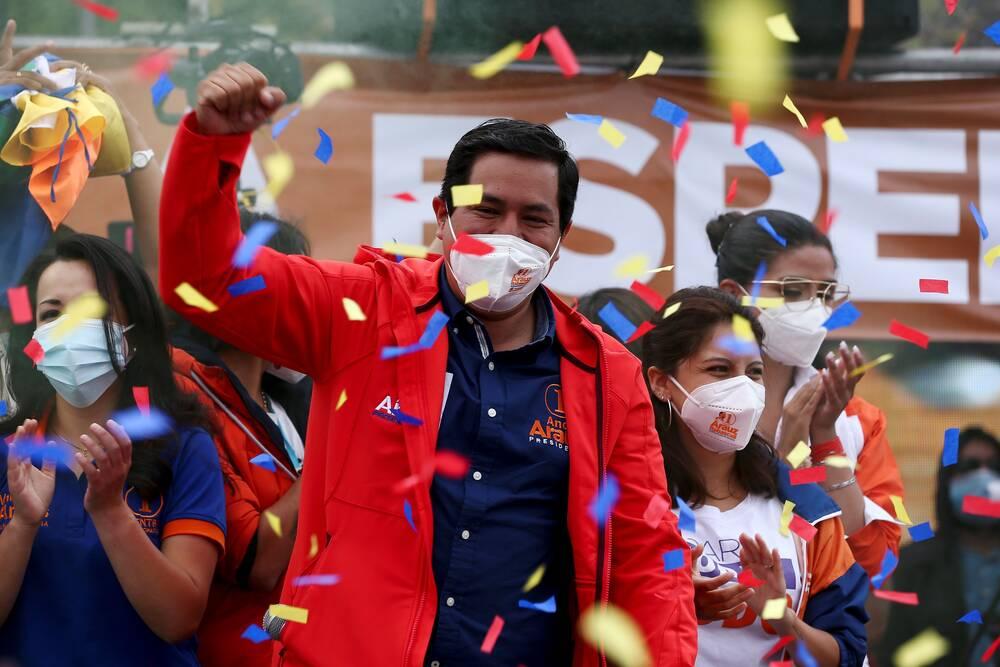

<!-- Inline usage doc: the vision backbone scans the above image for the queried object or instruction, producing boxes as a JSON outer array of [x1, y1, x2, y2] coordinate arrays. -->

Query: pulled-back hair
[[640, 286, 778, 507]]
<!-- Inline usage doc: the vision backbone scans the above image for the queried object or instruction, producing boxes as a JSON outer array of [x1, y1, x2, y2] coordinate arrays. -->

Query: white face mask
[[669, 375, 766, 454], [445, 214, 559, 313], [265, 362, 307, 384], [33, 317, 132, 408], [755, 300, 830, 367]]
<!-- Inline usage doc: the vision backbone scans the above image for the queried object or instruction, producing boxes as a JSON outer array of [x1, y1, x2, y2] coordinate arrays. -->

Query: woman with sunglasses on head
[[642, 287, 868, 666], [0, 235, 226, 666], [707, 209, 904, 579]]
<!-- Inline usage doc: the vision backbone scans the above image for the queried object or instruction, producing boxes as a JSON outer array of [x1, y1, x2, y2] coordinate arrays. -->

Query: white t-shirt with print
[[676, 493, 804, 667]]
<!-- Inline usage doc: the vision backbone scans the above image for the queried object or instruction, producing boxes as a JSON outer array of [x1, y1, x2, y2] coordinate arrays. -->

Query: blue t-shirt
[[0, 426, 226, 667]]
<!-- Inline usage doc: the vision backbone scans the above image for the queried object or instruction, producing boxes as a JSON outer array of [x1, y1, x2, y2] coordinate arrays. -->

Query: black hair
[[576, 288, 654, 357], [2, 234, 210, 499], [934, 425, 1000, 537], [707, 209, 836, 287], [440, 118, 579, 233], [641, 286, 778, 508]]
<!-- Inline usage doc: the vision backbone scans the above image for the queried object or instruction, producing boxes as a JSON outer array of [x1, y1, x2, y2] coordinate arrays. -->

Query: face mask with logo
[[950, 467, 1000, 528], [445, 214, 560, 313], [265, 362, 307, 384], [669, 375, 766, 454], [33, 317, 132, 408], [753, 300, 830, 368]]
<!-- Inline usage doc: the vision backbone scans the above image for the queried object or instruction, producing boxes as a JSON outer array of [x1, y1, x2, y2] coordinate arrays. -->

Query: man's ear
[[432, 196, 449, 242]]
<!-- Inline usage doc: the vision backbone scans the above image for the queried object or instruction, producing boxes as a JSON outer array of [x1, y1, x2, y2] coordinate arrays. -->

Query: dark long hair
[[2, 234, 210, 499], [576, 288, 654, 357], [640, 286, 778, 507], [707, 209, 836, 287]]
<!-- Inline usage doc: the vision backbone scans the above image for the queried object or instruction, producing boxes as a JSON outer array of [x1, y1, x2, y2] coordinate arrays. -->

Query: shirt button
[[473, 471, 483, 481], [452, 327, 458, 334], [465, 316, 474, 325], [488, 361, 495, 371], [430, 662, 440, 667], [445, 596, 455, 607], [487, 408, 497, 418], [461, 529, 470, 540]]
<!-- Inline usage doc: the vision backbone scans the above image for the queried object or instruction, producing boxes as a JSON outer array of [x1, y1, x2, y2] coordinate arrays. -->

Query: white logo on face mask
[[754, 300, 830, 368], [669, 375, 766, 454]]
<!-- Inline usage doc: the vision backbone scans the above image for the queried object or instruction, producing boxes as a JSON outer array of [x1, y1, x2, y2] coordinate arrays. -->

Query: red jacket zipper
[[403, 541, 429, 666]]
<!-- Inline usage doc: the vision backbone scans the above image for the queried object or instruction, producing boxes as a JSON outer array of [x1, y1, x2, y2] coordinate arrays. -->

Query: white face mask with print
[[755, 300, 830, 367], [669, 375, 766, 454], [445, 214, 559, 314]]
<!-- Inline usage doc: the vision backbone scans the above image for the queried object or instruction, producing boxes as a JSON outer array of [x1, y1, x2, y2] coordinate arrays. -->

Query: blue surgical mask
[[32, 317, 132, 408], [950, 467, 1000, 527]]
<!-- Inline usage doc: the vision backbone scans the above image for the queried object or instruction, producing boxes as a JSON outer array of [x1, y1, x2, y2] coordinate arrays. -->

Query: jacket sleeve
[[159, 112, 379, 381], [608, 364, 698, 667], [803, 517, 870, 667], [214, 451, 264, 587], [846, 399, 904, 578]]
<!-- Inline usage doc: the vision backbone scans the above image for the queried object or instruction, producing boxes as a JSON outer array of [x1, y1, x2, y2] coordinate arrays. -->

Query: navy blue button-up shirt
[[425, 266, 573, 667]]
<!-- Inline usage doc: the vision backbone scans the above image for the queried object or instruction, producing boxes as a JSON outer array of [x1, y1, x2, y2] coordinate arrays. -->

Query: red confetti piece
[[452, 233, 494, 256], [805, 113, 826, 137], [982, 635, 1000, 663], [625, 321, 655, 344], [629, 281, 665, 311], [72, 0, 119, 21], [888, 319, 930, 349], [789, 514, 818, 542], [23, 339, 44, 364], [944, 0, 959, 15], [124, 225, 134, 254], [642, 494, 669, 529], [769, 662, 793, 667], [132, 387, 150, 416], [873, 590, 919, 605], [518, 34, 541, 60], [480, 615, 504, 653], [392, 192, 417, 203], [963, 495, 1000, 518], [434, 451, 470, 478], [919, 279, 949, 294], [818, 208, 837, 235], [672, 121, 691, 162], [133, 50, 174, 80], [731, 101, 749, 146], [7, 286, 32, 324], [763, 636, 795, 659], [738, 568, 764, 588], [725, 178, 739, 205], [542, 27, 580, 78], [953, 31, 967, 54], [789, 466, 827, 485]]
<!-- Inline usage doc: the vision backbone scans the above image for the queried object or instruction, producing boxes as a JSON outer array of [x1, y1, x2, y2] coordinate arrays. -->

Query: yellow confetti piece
[[301, 62, 355, 108], [740, 296, 785, 309], [268, 603, 309, 624], [822, 116, 849, 142], [469, 41, 523, 80], [732, 314, 754, 341], [52, 291, 107, 341], [892, 628, 949, 667], [464, 280, 490, 304], [598, 119, 626, 148], [662, 302, 681, 319], [628, 50, 663, 79], [984, 244, 1000, 267], [646, 265, 674, 274], [890, 495, 913, 525], [451, 184, 484, 207], [263, 151, 294, 199], [523, 564, 546, 592], [175, 282, 219, 313], [336, 389, 347, 411], [342, 297, 366, 321], [824, 455, 853, 469], [782, 94, 807, 128], [779, 499, 795, 536], [308, 534, 319, 558], [615, 254, 649, 278], [766, 13, 800, 42], [381, 242, 429, 259], [264, 510, 282, 537], [849, 352, 894, 378], [786, 441, 811, 469], [578, 604, 651, 667], [761, 597, 787, 620]]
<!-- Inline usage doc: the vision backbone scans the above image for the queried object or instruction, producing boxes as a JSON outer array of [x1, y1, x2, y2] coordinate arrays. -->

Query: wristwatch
[[125, 149, 155, 175]]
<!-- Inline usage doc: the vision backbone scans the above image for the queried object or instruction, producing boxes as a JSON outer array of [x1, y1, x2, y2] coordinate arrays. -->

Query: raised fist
[[195, 62, 286, 135]]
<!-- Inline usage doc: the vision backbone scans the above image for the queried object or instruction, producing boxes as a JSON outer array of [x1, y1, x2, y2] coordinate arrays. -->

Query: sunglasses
[[953, 458, 1000, 476]]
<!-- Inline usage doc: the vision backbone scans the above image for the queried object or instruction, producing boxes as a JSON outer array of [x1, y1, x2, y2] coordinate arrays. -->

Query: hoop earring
[[665, 399, 673, 429]]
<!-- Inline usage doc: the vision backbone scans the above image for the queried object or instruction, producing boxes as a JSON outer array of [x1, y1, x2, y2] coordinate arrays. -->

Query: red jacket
[[160, 113, 697, 667]]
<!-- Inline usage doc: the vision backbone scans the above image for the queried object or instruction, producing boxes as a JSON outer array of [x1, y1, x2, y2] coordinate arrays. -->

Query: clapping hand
[[6, 420, 56, 528]]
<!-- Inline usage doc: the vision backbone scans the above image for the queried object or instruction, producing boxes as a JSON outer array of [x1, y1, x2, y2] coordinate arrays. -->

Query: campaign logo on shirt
[[528, 384, 568, 453], [709, 411, 739, 441], [0, 492, 48, 527], [124, 487, 163, 536], [372, 394, 402, 424]]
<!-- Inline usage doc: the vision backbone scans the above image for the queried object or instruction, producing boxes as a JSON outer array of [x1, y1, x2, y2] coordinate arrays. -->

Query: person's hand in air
[[6, 420, 56, 528], [0, 19, 56, 91], [775, 376, 823, 461], [195, 62, 286, 135], [810, 342, 865, 442], [76, 420, 133, 515]]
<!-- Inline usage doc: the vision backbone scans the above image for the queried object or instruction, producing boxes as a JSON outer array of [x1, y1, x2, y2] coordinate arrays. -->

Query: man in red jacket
[[160, 62, 696, 666]]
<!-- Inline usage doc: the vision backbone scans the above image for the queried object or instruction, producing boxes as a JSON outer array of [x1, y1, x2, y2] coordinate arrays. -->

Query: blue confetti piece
[[676, 495, 696, 534], [249, 452, 277, 472], [822, 301, 861, 331], [717, 335, 759, 356], [292, 574, 341, 587], [749, 262, 767, 304], [565, 113, 603, 124], [662, 548, 685, 572], [597, 302, 637, 343], [518, 595, 557, 613], [589, 473, 620, 526], [795, 641, 818, 667], [233, 221, 278, 269], [382, 310, 449, 359], [756, 216, 787, 247], [0, 400, 6, 417], [241, 624, 270, 644], [314, 128, 334, 164], [985, 20, 1000, 45], [150, 73, 174, 107], [958, 609, 983, 624], [942, 427, 960, 467], [970, 202, 989, 240], [650, 97, 689, 128], [227, 274, 267, 297], [390, 407, 424, 427], [271, 107, 301, 140], [403, 499, 416, 532], [871, 548, 898, 589], [112, 407, 173, 440], [907, 521, 934, 542], [745, 141, 785, 177], [27, 441, 75, 468]]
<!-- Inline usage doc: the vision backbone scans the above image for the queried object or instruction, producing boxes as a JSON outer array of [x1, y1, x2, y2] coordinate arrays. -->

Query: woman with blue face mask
[[0, 234, 226, 666]]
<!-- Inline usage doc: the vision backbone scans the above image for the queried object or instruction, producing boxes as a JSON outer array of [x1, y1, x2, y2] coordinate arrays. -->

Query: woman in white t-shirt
[[641, 287, 869, 667]]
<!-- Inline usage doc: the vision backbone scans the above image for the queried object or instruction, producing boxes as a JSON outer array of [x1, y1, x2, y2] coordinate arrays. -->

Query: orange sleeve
[[846, 397, 904, 578], [163, 518, 226, 554], [808, 516, 856, 594]]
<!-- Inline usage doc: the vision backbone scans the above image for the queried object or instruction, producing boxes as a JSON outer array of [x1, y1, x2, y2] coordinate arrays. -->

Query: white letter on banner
[[674, 122, 821, 290], [979, 131, 1000, 305], [827, 128, 968, 303]]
